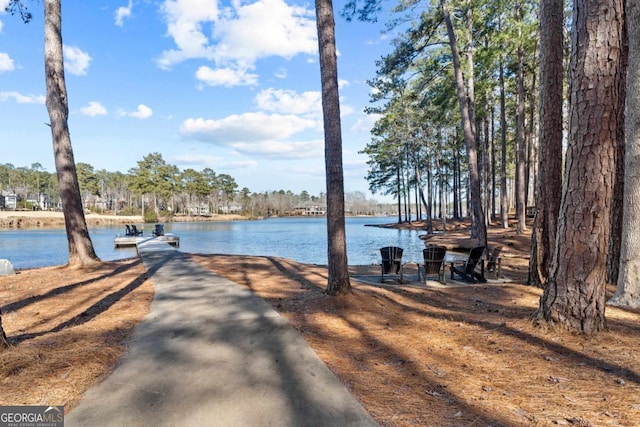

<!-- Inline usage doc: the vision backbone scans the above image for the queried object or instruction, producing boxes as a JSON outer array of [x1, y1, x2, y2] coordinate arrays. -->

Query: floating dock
[[114, 234, 180, 248]]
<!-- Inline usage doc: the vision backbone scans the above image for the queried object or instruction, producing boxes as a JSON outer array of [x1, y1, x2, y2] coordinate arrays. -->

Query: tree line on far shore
[[0, 154, 390, 219]]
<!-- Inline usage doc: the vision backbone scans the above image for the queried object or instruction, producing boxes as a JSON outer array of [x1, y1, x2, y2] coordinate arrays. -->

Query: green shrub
[[143, 210, 158, 223], [118, 206, 140, 216], [159, 208, 174, 218]]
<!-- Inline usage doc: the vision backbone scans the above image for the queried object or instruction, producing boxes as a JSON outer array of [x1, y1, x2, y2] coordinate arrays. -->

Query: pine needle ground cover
[[1, 223, 639, 426]]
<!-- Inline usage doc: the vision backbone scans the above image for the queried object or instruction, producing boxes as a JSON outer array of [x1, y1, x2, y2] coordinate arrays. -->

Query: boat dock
[[114, 223, 179, 248], [114, 234, 180, 248]]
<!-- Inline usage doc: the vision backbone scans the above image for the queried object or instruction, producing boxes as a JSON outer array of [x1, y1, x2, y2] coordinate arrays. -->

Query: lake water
[[0, 216, 429, 270]]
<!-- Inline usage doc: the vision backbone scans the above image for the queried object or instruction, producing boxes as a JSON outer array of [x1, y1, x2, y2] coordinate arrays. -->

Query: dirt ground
[[1, 220, 640, 426]]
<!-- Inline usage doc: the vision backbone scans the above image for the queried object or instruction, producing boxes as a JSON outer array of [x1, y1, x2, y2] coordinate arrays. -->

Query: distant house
[[292, 204, 326, 216], [26, 194, 55, 211], [219, 203, 241, 214], [1, 193, 17, 210], [187, 203, 211, 216]]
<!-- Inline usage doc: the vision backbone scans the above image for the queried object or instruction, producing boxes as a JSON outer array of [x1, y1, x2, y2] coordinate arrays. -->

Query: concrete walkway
[[67, 239, 378, 427]]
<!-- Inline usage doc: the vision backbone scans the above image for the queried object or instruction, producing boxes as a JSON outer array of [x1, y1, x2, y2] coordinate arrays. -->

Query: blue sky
[[0, 0, 395, 201]]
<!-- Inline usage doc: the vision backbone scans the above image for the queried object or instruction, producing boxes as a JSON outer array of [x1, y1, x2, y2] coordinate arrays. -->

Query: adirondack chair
[[380, 246, 405, 283], [421, 246, 447, 284], [450, 246, 487, 283], [486, 245, 503, 278]]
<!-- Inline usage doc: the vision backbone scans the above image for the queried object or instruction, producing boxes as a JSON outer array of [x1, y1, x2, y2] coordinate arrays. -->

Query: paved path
[[67, 239, 378, 427]]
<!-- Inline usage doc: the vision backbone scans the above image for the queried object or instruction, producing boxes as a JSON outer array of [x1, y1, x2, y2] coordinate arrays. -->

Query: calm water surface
[[0, 217, 428, 269]]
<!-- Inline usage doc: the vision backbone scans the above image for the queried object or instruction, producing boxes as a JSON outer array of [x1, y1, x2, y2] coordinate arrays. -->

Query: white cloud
[[195, 65, 258, 87], [80, 101, 107, 117], [0, 52, 14, 72], [0, 91, 45, 104], [0, 1, 8, 33], [63, 46, 92, 75], [230, 139, 322, 158], [180, 112, 322, 159], [158, 0, 317, 87], [212, 0, 317, 66], [351, 112, 381, 133], [341, 104, 355, 117], [118, 104, 153, 119], [115, 1, 133, 27], [254, 88, 321, 115], [253, 88, 353, 120], [130, 104, 153, 119], [181, 112, 316, 142], [156, 0, 219, 69]]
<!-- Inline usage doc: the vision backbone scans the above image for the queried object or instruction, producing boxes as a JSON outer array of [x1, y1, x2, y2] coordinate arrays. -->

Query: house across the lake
[[0, 192, 17, 210], [292, 204, 326, 216]]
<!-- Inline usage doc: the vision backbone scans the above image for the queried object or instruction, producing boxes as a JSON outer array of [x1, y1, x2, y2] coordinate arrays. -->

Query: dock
[[114, 234, 180, 248]]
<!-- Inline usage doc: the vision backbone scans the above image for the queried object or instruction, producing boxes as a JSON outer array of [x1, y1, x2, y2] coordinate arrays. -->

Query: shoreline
[[0, 211, 403, 230], [0, 211, 249, 229]]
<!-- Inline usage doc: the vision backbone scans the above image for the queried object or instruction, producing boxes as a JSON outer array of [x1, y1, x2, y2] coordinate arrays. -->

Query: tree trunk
[[0, 310, 11, 349], [414, 155, 431, 231], [515, 6, 527, 234], [526, 67, 537, 208], [537, 0, 625, 334], [404, 149, 412, 222], [483, 114, 491, 226], [436, 148, 447, 233], [45, 0, 99, 268], [453, 147, 460, 219], [441, 0, 487, 247], [607, 16, 628, 288], [491, 106, 497, 222], [499, 62, 509, 229], [315, 0, 350, 295], [529, 0, 564, 288], [609, 2, 638, 309], [396, 168, 402, 223]]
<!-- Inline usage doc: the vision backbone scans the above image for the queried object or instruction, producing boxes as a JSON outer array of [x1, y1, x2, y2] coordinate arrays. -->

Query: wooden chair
[[486, 245, 503, 278], [421, 246, 447, 284], [380, 246, 405, 283], [153, 224, 165, 236], [450, 246, 487, 283], [131, 225, 143, 236]]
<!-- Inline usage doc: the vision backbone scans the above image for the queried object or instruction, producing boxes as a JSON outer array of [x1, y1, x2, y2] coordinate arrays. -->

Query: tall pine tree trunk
[[607, 16, 627, 288], [45, 0, 99, 268], [515, 6, 527, 234], [529, 0, 564, 288], [499, 62, 509, 229], [537, 0, 625, 334], [315, 0, 350, 295], [483, 114, 491, 226], [491, 106, 497, 222], [609, 2, 638, 309], [441, 0, 487, 247]]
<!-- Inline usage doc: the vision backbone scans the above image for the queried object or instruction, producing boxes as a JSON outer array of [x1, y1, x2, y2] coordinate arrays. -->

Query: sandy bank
[[0, 211, 248, 229]]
